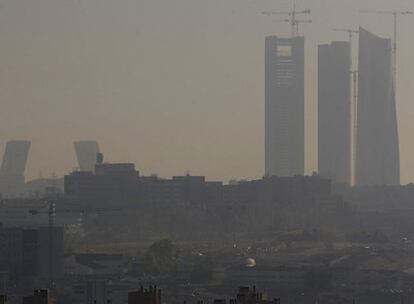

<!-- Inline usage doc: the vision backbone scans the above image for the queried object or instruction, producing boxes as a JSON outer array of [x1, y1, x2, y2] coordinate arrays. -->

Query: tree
[[143, 239, 179, 277]]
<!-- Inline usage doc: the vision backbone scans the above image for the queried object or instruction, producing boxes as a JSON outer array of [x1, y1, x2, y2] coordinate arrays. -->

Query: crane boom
[[261, 4, 311, 37], [360, 9, 413, 15]]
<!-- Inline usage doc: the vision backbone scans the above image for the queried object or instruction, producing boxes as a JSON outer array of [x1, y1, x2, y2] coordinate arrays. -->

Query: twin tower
[[265, 27, 400, 186]]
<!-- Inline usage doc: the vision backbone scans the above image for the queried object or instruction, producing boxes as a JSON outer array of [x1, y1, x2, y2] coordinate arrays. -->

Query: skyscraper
[[74, 141, 100, 172], [355, 28, 400, 186], [265, 36, 304, 177], [318, 41, 351, 185], [0, 140, 31, 196]]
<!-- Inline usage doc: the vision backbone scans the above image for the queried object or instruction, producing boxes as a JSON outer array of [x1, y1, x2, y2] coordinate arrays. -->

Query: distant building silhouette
[[318, 41, 351, 185], [355, 28, 400, 186], [265, 36, 304, 177], [65, 163, 140, 201], [0, 140, 31, 197], [74, 141, 100, 172], [64, 164, 354, 232]]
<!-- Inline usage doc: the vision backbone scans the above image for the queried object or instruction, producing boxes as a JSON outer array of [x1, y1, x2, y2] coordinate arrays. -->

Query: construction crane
[[262, 4, 311, 37], [350, 70, 358, 186], [333, 28, 359, 186], [360, 10, 413, 85], [333, 28, 359, 47], [262, 18, 312, 35], [285, 18, 312, 36], [28, 200, 121, 290]]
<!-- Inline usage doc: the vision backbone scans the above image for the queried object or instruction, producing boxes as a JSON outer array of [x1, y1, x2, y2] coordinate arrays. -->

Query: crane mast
[[29, 203, 121, 291], [333, 28, 359, 186]]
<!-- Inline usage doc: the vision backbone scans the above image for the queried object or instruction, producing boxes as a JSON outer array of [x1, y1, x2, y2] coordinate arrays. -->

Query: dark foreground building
[[0, 224, 64, 291], [22, 289, 49, 304], [128, 286, 161, 304]]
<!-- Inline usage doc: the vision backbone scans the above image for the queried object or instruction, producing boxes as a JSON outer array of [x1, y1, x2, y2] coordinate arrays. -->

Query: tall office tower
[[265, 36, 305, 177], [318, 41, 351, 185], [0, 140, 31, 196], [74, 141, 100, 172], [355, 28, 400, 186]]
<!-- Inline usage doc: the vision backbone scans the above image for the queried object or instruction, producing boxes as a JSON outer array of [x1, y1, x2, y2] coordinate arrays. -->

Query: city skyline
[[2, 1, 414, 301], [1, 0, 413, 183]]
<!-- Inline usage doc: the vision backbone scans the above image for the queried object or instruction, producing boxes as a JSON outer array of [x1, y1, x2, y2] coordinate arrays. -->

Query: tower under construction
[[318, 41, 351, 185], [265, 36, 305, 177], [355, 28, 400, 186]]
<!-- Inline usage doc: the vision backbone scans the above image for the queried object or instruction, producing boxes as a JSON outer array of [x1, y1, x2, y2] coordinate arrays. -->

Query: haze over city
[[3, 0, 414, 303], [1, 0, 413, 183]]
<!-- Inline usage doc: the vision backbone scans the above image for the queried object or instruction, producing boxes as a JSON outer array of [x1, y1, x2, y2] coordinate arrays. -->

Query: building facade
[[0, 141, 31, 197], [265, 36, 305, 177], [0, 224, 64, 288], [355, 28, 400, 186], [318, 41, 351, 185], [74, 141, 100, 172]]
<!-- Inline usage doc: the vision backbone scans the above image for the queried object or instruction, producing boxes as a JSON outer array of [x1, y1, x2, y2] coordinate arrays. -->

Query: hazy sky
[[1, 0, 414, 183]]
